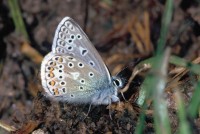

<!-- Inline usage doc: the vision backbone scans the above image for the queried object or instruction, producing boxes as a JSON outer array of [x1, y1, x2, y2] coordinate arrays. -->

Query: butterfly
[[40, 17, 124, 105]]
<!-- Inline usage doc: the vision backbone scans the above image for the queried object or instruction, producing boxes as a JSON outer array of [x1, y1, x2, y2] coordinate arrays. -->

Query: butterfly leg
[[120, 92, 128, 102], [86, 103, 92, 117], [111, 95, 120, 103], [82, 103, 92, 121], [108, 98, 113, 120]]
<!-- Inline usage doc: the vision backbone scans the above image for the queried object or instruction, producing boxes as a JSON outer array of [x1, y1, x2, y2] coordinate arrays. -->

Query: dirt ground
[[0, 0, 200, 133]]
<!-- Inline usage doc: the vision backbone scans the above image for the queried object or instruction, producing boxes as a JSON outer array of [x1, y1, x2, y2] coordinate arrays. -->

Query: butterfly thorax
[[90, 81, 119, 105]]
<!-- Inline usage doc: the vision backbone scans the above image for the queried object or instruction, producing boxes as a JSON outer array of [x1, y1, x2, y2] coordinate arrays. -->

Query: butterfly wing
[[51, 17, 111, 83], [41, 52, 109, 103]]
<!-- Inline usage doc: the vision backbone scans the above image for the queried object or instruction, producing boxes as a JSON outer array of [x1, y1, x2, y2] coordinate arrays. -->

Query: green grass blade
[[136, 0, 173, 133], [151, 49, 172, 134], [8, 0, 29, 41], [170, 56, 200, 75], [135, 103, 147, 134], [187, 81, 200, 118], [156, 0, 173, 55], [175, 91, 191, 134]]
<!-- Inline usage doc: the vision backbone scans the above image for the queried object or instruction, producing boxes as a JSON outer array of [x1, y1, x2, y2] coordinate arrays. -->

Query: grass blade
[[8, 0, 29, 41]]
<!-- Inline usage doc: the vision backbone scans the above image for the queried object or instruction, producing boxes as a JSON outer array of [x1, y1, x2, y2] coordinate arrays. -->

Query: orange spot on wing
[[52, 62, 56, 66], [58, 57, 63, 62], [53, 88, 59, 95], [50, 67, 54, 71], [50, 80, 56, 86], [49, 72, 54, 78]]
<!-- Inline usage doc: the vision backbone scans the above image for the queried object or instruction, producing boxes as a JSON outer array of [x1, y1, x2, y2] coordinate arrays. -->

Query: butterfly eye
[[76, 34, 82, 39], [113, 78, 123, 88], [78, 62, 84, 68]]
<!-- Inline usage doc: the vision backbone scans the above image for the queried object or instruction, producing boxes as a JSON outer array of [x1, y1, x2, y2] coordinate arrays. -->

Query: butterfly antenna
[[115, 62, 136, 77], [120, 63, 151, 93]]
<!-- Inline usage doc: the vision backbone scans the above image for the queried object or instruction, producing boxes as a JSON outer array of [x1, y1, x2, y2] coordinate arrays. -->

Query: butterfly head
[[112, 76, 124, 90]]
